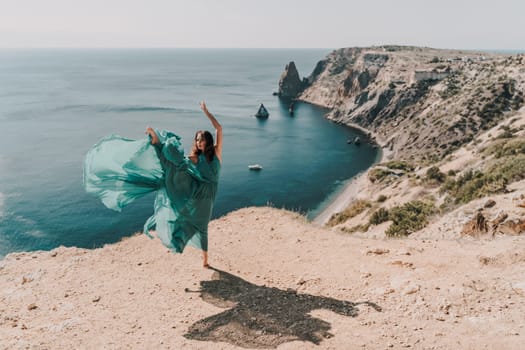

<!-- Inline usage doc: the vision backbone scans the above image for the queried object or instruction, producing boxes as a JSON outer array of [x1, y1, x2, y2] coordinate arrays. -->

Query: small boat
[[289, 102, 295, 116], [255, 103, 269, 118], [248, 164, 263, 171]]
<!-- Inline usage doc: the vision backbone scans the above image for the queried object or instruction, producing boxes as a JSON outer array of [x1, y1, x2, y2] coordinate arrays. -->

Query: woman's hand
[[200, 101, 209, 114], [145, 127, 159, 145], [199, 101, 222, 162]]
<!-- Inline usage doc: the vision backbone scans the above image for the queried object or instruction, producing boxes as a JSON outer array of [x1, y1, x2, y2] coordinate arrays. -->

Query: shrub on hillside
[[441, 153, 525, 204], [383, 161, 415, 171], [425, 166, 446, 183], [369, 207, 390, 225], [385, 200, 435, 237], [491, 139, 525, 158], [327, 200, 372, 227], [341, 224, 370, 234], [368, 168, 392, 183], [376, 194, 388, 203]]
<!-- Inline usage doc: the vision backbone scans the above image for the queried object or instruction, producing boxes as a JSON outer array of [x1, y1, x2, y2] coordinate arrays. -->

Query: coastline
[[312, 171, 371, 225], [312, 119, 390, 226]]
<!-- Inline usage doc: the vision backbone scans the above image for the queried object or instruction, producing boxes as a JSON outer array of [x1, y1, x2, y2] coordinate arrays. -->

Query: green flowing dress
[[83, 129, 220, 253]]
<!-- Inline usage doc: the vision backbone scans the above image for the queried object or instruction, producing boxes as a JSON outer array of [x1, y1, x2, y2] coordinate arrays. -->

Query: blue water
[[0, 49, 379, 258]]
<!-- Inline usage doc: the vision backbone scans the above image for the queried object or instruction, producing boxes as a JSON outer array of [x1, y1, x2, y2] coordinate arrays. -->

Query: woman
[[84, 101, 222, 268]]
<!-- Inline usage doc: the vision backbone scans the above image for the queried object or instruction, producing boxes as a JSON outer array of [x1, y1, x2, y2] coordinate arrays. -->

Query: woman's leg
[[202, 250, 209, 268]]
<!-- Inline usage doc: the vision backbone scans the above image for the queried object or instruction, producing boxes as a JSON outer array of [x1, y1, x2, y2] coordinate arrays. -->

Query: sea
[[0, 48, 379, 258]]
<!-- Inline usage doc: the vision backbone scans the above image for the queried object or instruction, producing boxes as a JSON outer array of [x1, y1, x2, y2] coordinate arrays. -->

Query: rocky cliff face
[[278, 61, 305, 98], [298, 46, 525, 163]]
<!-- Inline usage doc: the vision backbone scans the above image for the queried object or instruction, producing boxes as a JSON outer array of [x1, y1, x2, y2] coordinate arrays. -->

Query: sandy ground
[[1, 207, 524, 349]]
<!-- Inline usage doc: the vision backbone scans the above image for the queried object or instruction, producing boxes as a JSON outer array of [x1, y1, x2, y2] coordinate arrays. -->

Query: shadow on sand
[[184, 267, 382, 348]]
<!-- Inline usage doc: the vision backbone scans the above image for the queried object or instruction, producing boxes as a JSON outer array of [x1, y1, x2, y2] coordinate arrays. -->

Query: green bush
[[368, 168, 392, 183], [383, 161, 415, 171], [377, 194, 388, 202], [327, 200, 372, 226], [369, 207, 390, 225], [385, 200, 435, 237], [491, 139, 525, 158], [496, 125, 515, 139], [488, 153, 525, 182], [426, 166, 446, 183], [440, 153, 525, 204], [341, 224, 370, 234], [441, 170, 492, 204]]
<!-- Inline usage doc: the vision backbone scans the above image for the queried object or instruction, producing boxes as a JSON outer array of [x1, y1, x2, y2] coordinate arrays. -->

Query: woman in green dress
[[145, 101, 222, 267], [84, 101, 222, 268]]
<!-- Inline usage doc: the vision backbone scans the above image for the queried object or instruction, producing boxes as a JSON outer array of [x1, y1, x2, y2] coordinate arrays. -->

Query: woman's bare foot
[[202, 251, 209, 268]]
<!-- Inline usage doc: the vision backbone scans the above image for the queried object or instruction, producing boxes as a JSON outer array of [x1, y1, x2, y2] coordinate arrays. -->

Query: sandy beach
[[313, 119, 390, 226], [313, 173, 369, 225]]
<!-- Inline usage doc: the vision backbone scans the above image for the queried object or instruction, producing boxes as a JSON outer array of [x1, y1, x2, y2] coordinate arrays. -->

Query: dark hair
[[191, 130, 215, 162]]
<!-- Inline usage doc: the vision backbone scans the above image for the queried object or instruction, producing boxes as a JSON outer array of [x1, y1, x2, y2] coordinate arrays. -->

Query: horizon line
[[1, 46, 524, 53]]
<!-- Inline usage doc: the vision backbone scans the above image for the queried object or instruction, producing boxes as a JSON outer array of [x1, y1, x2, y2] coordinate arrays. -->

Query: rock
[[491, 211, 508, 231], [403, 284, 420, 295], [278, 62, 305, 98], [355, 91, 369, 105], [461, 212, 488, 236], [366, 248, 390, 255], [391, 260, 414, 269], [484, 199, 496, 208], [497, 219, 525, 235], [343, 69, 371, 96]]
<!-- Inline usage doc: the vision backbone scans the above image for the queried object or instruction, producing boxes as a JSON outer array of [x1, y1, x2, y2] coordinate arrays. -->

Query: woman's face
[[196, 133, 207, 151]]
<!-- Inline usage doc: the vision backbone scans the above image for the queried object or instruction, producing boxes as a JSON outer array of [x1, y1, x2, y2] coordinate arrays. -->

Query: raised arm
[[200, 101, 222, 162]]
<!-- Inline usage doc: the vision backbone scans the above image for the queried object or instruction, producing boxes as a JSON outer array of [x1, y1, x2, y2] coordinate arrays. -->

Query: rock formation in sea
[[277, 61, 306, 98]]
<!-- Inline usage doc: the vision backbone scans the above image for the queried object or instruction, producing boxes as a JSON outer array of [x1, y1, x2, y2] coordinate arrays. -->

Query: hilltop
[[1, 207, 524, 349]]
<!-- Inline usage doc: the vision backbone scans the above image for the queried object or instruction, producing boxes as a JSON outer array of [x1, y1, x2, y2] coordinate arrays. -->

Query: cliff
[[299, 46, 525, 162], [299, 46, 525, 242]]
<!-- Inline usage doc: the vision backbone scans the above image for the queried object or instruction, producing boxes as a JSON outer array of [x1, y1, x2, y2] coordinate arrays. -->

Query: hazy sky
[[1, 0, 523, 49]]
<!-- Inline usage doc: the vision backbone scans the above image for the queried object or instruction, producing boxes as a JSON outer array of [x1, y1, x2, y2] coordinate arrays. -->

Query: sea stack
[[278, 61, 305, 98]]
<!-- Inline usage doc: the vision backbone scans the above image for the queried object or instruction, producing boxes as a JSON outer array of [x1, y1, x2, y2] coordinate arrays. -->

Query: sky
[[1, 0, 523, 49]]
